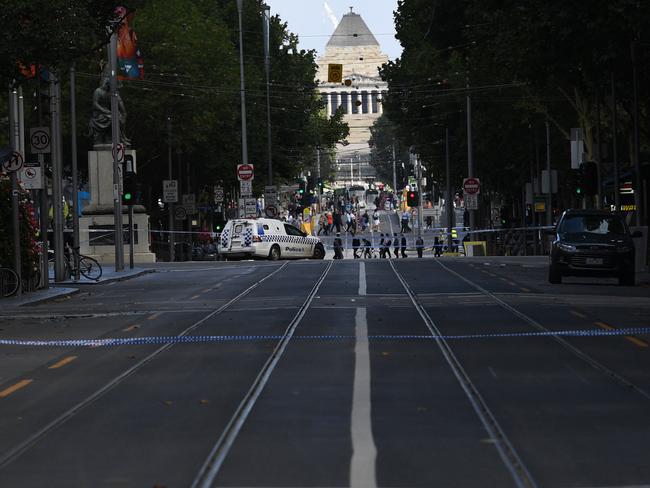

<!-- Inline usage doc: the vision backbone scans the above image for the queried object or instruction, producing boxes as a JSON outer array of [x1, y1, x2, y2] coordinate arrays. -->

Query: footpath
[[0, 267, 152, 308]]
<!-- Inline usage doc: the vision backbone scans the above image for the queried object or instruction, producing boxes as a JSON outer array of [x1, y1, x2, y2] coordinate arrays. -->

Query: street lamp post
[[236, 0, 249, 170], [263, 4, 273, 186]]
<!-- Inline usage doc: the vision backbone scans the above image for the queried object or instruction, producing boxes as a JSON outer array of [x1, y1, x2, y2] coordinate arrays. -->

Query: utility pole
[[236, 0, 249, 168], [37, 68, 49, 290], [70, 65, 80, 280], [545, 119, 552, 226], [167, 116, 175, 262], [109, 28, 124, 271], [316, 147, 322, 209], [445, 127, 453, 250], [416, 155, 423, 239], [50, 73, 66, 282], [466, 86, 476, 231], [631, 41, 643, 226], [611, 73, 620, 211], [392, 142, 397, 193], [9, 87, 22, 297], [263, 4, 273, 185]]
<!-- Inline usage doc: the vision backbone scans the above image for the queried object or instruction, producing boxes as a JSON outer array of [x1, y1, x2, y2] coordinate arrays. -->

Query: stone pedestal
[[80, 147, 156, 264]]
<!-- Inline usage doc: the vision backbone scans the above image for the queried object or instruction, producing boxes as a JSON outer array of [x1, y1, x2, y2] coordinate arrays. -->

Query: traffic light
[[406, 190, 419, 207], [122, 171, 137, 205], [500, 206, 511, 227], [579, 161, 598, 196]]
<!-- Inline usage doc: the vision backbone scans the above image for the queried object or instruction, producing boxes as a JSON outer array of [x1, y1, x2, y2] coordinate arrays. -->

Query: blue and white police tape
[[1, 326, 648, 348]]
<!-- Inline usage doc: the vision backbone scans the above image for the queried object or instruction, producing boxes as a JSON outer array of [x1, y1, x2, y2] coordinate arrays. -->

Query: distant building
[[316, 8, 389, 187]]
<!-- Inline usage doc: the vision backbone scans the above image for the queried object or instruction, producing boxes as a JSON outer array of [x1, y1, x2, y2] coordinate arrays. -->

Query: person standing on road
[[384, 233, 392, 258], [333, 210, 342, 234], [401, 210, 410, 233], [326, 212, 333, 235], [416, 235, 424, 258], [333, 232, 344, 259], [393, 233, 400, 258], [372, 210, 380, 232], [400, 233, 408, 258], [379, 233, 385, 258]]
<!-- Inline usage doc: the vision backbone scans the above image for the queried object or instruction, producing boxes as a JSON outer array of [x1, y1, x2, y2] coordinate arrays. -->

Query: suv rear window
[[559, 215, 625, 235]]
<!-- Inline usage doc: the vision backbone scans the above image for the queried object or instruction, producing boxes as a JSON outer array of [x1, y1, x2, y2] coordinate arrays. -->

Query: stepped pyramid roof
[[326, 9, 379, 48]]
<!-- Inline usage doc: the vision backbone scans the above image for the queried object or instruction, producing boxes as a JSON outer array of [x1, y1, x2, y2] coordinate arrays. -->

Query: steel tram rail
[[434, 259, 650, 401], [0, 261, 291, 470], [388, 260, 538, 488], [192, 261, 333, 488]]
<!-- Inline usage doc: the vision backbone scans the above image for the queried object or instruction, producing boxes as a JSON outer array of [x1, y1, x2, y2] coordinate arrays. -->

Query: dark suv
[[548, 209, 640, 285]]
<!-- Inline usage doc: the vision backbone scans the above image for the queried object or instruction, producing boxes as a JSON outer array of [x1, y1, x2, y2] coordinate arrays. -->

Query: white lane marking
[[350, 305, 377, 486], [359, 261, 367, 296]]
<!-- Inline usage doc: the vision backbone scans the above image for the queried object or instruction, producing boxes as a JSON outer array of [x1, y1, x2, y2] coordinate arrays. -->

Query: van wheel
[[269, 245, 281, 261], [313, 244, 325, 260]]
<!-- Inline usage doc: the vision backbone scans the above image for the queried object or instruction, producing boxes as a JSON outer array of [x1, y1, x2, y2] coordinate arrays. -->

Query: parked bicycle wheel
[[78, 256, 102, 280], [0, 268, 20, 297]]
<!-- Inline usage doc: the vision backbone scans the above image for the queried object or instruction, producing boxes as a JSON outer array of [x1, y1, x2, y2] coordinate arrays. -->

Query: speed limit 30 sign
[[30, 127, 51, 154]]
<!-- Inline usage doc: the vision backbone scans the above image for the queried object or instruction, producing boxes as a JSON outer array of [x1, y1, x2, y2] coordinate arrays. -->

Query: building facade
[[316, 9, 389, 187]]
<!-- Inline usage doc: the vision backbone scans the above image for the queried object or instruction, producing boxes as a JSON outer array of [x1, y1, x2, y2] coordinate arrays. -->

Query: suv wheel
[[619, 268, 635, 286], [269, 245, 281, 261], [548, 265, 562, 284]]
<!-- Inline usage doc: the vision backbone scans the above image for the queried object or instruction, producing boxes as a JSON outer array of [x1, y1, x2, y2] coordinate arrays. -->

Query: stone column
[[330, 92, 338, 115], [378, 91, 384, 114], [346, 92, 352, 114], [322, 92, 330, 116]]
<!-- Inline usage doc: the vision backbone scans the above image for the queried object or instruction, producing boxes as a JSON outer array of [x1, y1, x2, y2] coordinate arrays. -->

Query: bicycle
[[49, 244, 103, 281], [0, 267, 20, 297]]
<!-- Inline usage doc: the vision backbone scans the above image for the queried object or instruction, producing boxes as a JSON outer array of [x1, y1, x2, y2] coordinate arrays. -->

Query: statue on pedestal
[[89, 72, 131, 147]]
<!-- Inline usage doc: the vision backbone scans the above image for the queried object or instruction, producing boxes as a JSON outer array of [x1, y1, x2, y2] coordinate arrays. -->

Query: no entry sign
[[463, 177, 480, 195], [237, 163, 254, 181]]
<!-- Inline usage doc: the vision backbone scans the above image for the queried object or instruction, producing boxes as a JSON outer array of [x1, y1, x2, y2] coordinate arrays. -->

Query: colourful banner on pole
[[115, 6, 144, 81]]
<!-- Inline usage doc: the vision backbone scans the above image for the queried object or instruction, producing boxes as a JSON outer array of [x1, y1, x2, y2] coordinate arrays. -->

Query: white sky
[[265, 0, 402, 60]]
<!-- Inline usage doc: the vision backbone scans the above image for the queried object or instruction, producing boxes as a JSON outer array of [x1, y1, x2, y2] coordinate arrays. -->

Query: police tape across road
[[1, 326, 648, 348]]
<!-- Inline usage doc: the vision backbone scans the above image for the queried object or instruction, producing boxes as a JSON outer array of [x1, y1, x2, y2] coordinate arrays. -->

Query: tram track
[[191, 260, 333, 488], [389, 260, 538, 488], [0, 261, 292, 471], [434, 259, 650, 401]]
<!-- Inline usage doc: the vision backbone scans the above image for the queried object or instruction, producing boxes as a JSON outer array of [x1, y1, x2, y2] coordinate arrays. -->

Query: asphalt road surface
[[1, 256, 650, 488]]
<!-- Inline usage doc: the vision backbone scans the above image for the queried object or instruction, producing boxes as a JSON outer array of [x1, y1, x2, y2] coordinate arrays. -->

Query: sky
[[265, 0, 402, 60]]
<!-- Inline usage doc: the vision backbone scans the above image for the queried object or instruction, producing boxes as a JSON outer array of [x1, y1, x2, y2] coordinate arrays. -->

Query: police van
[[218, 218, 326, 260]]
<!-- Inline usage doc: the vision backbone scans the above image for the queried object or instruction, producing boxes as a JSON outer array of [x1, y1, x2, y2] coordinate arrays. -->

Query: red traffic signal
[[407, 191, 419, 207]]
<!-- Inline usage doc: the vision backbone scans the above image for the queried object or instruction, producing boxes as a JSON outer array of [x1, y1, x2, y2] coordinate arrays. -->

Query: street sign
[[265, 204, 278, 218], [240, 180, 252, 197], [19, 159, 44, 189], [174, 206, 187, 220], [112, 143, 125, 163], [327, 64, 343, 83], [29, 127, 51, 154], [1, 151, 23, 173], [182, 194, 197, 214], [213, 185, 224, 203], [264, 185, 277, 203], [534, 196, 546, 213], [464, 192, 479, 210], [463, 177, 480, 195], [237, 163, 254, 181], [238, 197, 257, 218], [163, 180, 179, 202]]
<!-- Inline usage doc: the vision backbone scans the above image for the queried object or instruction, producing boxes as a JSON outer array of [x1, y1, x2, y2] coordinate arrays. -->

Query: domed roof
[[326, 10, 379, 48]]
